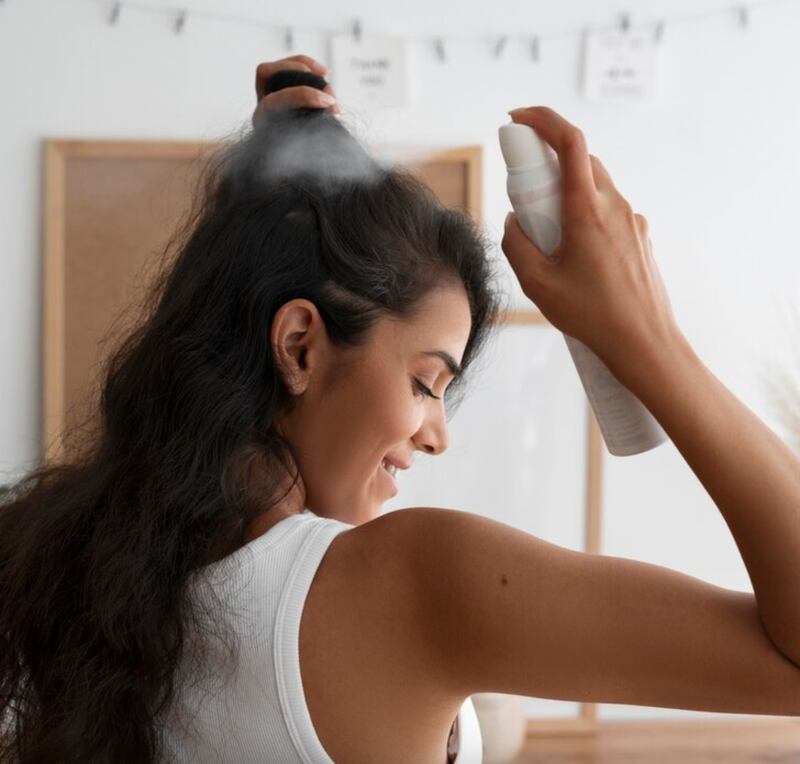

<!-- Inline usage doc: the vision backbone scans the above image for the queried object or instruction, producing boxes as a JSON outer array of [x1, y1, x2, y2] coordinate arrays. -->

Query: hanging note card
[[582, 27, 660, 103], [329, 34, 410, 109]]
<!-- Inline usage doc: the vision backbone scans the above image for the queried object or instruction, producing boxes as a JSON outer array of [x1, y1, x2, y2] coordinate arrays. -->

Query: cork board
[[42, 139, 483, 460], [41, 137, 602, 735]]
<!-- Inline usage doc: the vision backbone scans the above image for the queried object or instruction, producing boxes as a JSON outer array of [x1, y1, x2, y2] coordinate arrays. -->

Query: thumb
[[501, 212, 557, 300]]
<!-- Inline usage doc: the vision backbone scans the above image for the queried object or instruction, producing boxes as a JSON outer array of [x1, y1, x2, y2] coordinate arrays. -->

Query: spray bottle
[[498, 121, 667, 457]]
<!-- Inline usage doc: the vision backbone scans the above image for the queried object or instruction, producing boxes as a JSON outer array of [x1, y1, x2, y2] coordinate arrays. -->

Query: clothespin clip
[[736, 5, 749, 29], [108, 1, 122, 25], [493, 35, 508, 59], [530, 36, 540, 62], [174, 9, 187, 34]]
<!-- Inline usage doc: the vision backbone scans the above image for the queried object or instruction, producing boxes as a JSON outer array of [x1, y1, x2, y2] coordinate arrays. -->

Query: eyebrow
[[419, 350, 463, 380]]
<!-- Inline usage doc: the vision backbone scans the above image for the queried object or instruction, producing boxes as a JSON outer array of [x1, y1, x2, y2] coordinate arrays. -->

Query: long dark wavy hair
[[0, 71, 507, 762]]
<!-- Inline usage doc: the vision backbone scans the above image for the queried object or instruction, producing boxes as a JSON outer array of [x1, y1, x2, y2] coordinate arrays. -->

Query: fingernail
[[320, 93, 336, 106]]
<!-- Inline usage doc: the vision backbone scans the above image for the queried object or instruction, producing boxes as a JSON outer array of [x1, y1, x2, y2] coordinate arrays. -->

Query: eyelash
[[412, 378, 441, 400]]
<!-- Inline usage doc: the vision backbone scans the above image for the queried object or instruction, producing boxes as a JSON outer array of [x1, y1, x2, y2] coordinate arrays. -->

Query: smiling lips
[[382, 454, 413, 472], [379, 455, 413, 496], [379, 460, 399, 495]]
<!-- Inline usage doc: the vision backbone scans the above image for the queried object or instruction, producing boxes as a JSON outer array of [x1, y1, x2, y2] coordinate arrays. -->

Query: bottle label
[[518, 211, 561, 255], [509, 181, 561, 207]]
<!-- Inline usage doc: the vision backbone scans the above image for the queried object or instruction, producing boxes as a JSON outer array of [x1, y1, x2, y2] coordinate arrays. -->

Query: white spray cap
[[498, 122, 556, 170]]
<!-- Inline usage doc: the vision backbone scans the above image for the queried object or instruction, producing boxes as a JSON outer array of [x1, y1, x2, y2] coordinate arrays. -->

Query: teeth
[[383, 459, 397, 476]]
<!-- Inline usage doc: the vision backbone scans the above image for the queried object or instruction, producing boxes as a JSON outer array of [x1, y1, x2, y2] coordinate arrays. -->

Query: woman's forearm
[[607, 328, 800, 668]]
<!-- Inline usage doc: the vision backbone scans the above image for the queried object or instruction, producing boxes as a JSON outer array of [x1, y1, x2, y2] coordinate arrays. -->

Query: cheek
[[358, 376, 419, 439], [325, 369, 420, 450], [383, 381, 421, 434]]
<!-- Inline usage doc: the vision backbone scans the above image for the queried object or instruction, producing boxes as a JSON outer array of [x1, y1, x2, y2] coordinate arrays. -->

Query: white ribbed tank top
[[160, 508, 483, 763]]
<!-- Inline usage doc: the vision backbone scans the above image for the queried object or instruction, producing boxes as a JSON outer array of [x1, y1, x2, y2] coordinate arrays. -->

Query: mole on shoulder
[[500, 574, 508, 585]]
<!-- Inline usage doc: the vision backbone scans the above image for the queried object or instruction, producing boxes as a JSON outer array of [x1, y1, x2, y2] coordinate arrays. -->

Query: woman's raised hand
[[500, 106, 680, 370], [251, 55, 341, 127]]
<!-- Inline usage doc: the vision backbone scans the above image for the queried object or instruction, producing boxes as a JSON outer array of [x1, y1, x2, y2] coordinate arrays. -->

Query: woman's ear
[[270, 299, 326, 395]]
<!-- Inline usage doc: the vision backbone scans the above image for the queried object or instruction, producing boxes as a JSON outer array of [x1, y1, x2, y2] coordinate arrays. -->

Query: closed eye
[[412, 378, 441, 400]]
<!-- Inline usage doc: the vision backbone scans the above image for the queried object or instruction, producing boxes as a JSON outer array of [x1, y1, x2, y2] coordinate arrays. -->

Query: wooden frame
[[399, 144, 483, 225], [42, 137, 602, 736], [41, 140, 484, 462], [42, 138, 220, 462]]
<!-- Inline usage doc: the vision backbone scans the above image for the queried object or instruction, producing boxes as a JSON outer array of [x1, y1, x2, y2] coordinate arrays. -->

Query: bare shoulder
[[299, 508, 469, 761], [376, 506, 800, 717]]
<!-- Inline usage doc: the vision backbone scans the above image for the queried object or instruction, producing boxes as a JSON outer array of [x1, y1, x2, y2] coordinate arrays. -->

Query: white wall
[[2, 0, 799, 722]]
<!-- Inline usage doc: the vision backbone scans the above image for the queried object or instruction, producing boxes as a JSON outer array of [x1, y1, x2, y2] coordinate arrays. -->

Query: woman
[[1, 54, 799, 763]]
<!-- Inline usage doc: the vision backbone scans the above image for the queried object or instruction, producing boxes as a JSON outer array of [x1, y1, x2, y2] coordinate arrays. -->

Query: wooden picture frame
[[42, 137, 603, 737]]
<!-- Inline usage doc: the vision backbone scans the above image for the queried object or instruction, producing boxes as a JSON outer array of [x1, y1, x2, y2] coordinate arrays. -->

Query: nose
[[413, 406, 449, 456]]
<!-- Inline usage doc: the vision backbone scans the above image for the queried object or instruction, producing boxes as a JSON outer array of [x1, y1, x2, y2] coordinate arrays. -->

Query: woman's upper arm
[[395, 507, 800, 717]]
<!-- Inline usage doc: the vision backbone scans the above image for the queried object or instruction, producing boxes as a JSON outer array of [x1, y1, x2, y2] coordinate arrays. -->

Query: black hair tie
[[264, 69, 328, 98]]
